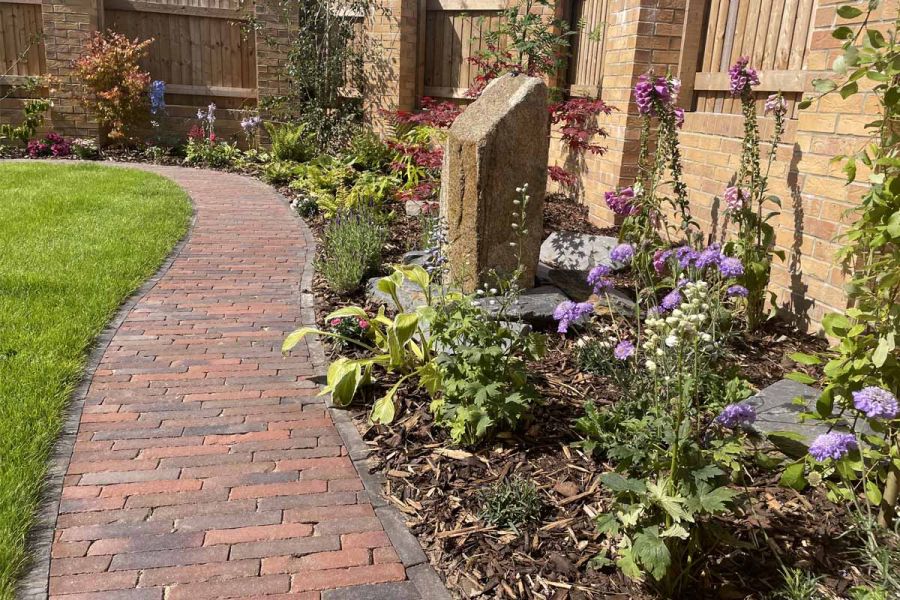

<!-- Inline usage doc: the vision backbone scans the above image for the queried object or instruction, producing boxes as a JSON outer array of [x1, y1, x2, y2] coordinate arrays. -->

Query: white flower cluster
[[73, 138, 97, 150], [643, 281, 713, 373]]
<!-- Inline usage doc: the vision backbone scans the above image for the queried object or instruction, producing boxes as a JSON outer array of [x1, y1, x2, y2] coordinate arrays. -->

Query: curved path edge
[[13, 162, 450, 600]]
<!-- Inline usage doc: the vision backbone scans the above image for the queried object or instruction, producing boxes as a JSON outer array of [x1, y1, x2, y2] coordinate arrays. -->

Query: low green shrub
[[480, 476, 542, 530], [184, 138, 242, 168], [346, 128, 393, 171], [318, 206, 387, 295], [263, 160, 300, 186], [266, 122, 315, 163]]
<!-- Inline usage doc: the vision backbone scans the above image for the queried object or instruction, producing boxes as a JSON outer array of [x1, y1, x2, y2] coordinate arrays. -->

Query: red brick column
[[41, 0, 101, 138], [364, 0, 419, 130], [255, 0, 297, 110]]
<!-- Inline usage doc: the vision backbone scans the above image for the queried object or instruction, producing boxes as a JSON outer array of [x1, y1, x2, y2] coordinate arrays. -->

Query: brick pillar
[[364, 0, 418, 130], [255, 0, 297, 110], [41, 0, 101, 138]]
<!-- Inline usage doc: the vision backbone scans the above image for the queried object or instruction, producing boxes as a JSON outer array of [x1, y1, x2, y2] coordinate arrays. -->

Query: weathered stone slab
[[742, 378, 860, 457], [441, 73, 549, 292], [540, 231, 619, 272], [473, 285, 569, 328]]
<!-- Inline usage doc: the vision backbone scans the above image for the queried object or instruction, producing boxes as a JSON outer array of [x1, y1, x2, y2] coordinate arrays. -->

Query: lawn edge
[[12, 161, 197, 600]]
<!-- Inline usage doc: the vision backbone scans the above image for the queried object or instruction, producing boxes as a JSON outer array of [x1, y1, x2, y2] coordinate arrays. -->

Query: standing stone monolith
[[441, 73, 549, 292]]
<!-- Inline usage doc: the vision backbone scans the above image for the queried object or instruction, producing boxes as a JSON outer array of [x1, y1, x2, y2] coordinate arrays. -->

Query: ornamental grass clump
[[480, 476, 542, 530], [318, 206, 387, 295]]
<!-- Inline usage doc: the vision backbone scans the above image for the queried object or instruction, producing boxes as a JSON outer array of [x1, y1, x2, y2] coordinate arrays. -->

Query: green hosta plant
[[781, 0, 900, 529], [283, 265, 452, 424]]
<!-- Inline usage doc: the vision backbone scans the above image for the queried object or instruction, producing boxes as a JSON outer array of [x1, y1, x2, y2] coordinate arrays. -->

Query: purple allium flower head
[[719, 256, 745, 278], [660, 289, 683, 312], [675, 245, 699, 268], [674, 107, 685, 129], [653, 249, 673, 275], [728, 56, 760, 97], [764, 93, 787, 117], [715, 403, 756, 428], [610, 243, 635, 265], [724, 186, 749, 212], [852, 387, 899, 420], [553, 301, 595, 334], [695, 244, 723, 270], [634, 74, 654, 116], [604, 187, 637, 216], [726, 285, 749, 298], [809, 432, 858, 462], [614, 339, 635, 360]]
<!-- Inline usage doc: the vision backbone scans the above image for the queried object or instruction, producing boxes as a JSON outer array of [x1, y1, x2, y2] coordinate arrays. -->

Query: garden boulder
[[441, 73, 549, 292]]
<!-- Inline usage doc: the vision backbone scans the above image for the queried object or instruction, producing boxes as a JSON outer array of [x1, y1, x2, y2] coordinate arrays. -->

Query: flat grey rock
[[540, 231, 619, 272], [474, 285, 569, 328], [742, 378, 858, 457]]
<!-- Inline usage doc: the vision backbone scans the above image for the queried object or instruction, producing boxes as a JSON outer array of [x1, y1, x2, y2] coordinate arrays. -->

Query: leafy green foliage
[[266, 122, 316, 163], [262, 160, 300, 186], [0, 99, 50, 146], [346, 128, 393, 171], [480, 476, 542, 529], [429, 298, 545, 445], [184, 138, 242, 169], [769, 566, 824, 600], [318, 206, 387, 294]]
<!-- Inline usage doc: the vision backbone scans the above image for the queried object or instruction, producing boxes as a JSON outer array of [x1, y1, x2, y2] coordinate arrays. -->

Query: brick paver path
[[44, 167, 417, 599]]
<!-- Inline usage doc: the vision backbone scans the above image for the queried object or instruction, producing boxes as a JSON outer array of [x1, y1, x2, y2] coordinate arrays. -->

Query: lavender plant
[[722, 57, 787, 332]]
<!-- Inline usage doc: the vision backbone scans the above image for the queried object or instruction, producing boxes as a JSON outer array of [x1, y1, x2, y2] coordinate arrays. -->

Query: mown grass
[[0, 163, 191, 598]]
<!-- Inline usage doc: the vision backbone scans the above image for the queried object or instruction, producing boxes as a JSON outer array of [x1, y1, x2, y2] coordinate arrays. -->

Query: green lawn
[[0, 163, 191, 597]]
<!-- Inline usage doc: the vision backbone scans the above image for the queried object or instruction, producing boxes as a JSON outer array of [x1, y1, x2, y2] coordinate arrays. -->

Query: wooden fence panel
[[104, 0, 257, 102], [0, 1, 45, 77], [686, 0, 814, 115], [422, 0, 506, 99], [566, 0, 607, 97]]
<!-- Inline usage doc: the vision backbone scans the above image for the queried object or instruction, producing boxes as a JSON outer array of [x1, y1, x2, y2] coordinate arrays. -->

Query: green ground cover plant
[[0, 163, 191, 598]]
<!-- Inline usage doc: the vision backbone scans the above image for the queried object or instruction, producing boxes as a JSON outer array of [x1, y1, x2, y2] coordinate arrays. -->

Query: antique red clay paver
[[42, 166, 426, 599]]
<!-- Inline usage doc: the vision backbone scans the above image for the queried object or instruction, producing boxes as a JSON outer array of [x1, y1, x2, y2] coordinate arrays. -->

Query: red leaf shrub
[[385, 97, 462, 130], [549, 98, 613, 155], [73, 31, 153, 143]]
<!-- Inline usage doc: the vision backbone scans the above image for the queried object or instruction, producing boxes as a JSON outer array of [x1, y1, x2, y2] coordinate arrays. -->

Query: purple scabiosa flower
[[852, 387, 899, 420], [587, 264, 611, 286], [728, 56, 760, 97], [724, 186, 749, 212], [604, 187, 637, 216], [614, 339, 635, 360], [809, 432, 858, 462], [675, 245, 699, 268], [695, 245, 722, 270], [553, 301, 595, 334], [715, 403, 756, 428], [660, 289, 683, 312], [718, 257, 744, 278], [764, 93, 787, 117], [610, 243, 635, 265], [726, 285, 749, 298], [653, 249, 673, 275], [634, 74, 654, 116]]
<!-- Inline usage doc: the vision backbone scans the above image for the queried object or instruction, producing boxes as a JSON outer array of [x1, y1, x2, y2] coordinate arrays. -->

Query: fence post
[[41, 0, 102, 139]]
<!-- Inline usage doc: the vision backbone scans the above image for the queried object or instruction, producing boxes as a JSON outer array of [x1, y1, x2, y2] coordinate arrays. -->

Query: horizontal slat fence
[[104, 0, 257, 108], [421, 0, 506, 99], [685, 0, 814, 116], [0, 0, 45, 77], [566, 0, 607, 97]]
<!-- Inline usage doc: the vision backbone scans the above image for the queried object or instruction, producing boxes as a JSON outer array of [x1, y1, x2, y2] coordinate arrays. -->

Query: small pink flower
[[358, 319, 369, 329], [330, 318, 342, 327], [723, 186, 748, 212]]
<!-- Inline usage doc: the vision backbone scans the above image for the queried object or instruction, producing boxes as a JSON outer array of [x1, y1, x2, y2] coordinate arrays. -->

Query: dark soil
[[543, 193, 617, 241]]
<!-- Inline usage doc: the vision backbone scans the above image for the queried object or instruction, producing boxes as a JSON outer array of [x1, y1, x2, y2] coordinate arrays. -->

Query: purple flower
[[149, 80, 166, 115], [660, 289, 683, 312], [809, 432, 858, 462], [718, 257, 744, 278], [724, 186, 749, 212], [716, 403, 756, 428], [610, 243, 634, 265], [765, 93, 787, 117], [728, 56, 760, 97], [674, 107, 685, 129], [587, 264, 611, 286], [726, 285, 749, 298], [653, 249, 673, 275], [604, 187, 637, 216], [553, 301, 595, 334], [241, 115, 262, 133], [614, 340, 635, 360], [634, 75, 654, 116], [675, 245, 699, 268], [852, 387, 899, 420], [695, 245, 723, 270]]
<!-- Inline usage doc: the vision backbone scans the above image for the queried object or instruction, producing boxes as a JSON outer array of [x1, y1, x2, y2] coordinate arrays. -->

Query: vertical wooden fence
[[566, 0, 607, 97]]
